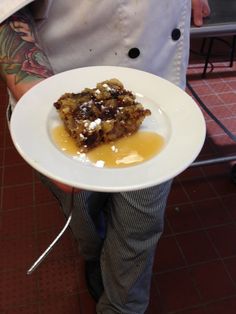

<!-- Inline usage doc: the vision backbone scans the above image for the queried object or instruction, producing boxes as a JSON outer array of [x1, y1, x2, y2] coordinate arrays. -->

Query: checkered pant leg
[[97, 180, 172, 314]]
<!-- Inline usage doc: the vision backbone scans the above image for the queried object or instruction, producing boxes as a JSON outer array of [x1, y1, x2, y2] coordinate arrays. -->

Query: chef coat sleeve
[[0, 0, 35, 23]]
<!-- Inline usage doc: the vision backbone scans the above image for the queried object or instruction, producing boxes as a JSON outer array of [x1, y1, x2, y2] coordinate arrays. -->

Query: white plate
[[10, 66, 206, 192]]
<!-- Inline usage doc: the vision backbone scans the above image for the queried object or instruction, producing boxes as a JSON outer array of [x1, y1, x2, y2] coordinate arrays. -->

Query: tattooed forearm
[[0, 9, 53, 85]]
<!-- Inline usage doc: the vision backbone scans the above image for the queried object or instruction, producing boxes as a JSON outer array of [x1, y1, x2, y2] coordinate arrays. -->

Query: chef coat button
[[128, 48, 140, 59], [171, 28, 181, 41]]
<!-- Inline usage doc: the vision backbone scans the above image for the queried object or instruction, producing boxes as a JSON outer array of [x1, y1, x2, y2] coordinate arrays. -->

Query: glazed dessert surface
[[54, 78, 151, 152]]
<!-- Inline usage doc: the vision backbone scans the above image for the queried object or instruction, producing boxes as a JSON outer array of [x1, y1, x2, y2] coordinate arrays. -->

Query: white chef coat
[[0, 0, 191, 89]]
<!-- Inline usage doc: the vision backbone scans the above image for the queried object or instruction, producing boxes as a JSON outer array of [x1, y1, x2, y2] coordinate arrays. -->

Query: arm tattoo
[[0, 9, 53, 84]]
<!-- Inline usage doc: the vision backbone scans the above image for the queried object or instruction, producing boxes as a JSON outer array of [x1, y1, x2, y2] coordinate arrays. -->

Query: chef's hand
[[191, 0, 211, 27], [52, 180, 81, 193]]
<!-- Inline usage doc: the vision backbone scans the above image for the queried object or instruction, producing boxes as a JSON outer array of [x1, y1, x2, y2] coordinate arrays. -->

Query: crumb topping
[[54, 78, 151, 152]]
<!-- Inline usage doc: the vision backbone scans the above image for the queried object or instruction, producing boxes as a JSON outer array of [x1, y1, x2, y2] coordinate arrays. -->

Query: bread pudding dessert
[[53, 78, 151, 152]]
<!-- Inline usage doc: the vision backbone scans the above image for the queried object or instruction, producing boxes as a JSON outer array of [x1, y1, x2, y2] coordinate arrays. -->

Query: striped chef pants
[[40, 176, 172, 314]]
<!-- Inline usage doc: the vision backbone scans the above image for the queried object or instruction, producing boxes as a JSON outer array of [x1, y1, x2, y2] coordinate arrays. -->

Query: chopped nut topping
[[54, 79, 151, 152]]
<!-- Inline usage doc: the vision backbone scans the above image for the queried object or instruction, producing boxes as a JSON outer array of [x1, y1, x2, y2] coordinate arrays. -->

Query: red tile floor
[[1, 39, 236, 313]]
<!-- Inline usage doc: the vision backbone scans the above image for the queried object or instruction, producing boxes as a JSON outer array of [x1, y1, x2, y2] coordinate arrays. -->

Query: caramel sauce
[[52, 125, 165, 168]]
